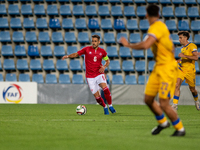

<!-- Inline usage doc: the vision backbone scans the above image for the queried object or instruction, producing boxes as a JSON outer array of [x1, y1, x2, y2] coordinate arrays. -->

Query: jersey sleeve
[[191, 44, 197, 53], [77, 47, 87, 56], [147, 25, 162, 40]]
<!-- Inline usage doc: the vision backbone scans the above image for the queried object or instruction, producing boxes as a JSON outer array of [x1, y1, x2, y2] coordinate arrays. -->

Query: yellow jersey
[[147, 21, 175, 65], [180, 42, 197, 70]]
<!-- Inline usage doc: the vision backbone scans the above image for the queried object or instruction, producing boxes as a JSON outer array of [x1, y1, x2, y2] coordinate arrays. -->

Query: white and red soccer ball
[[76, 105, 87, 115]]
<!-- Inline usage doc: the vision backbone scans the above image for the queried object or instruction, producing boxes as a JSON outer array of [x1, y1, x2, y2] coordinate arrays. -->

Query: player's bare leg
[[144, 95, 170, 135], [144, 95, 163, 116], [172, 78, 183, 110], [145, 95, 185, 136], [189, 85, 199, 111], [99, 83, 116, 113], [94, 90, 109, 115], [160, 98, 178, 121], [159, 98, 185, 136]]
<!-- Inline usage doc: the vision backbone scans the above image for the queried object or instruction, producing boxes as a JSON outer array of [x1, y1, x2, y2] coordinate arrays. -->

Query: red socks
[[95, 87, 112, 107], [95, 96, 106, 107], [103, 87, 112, 105]]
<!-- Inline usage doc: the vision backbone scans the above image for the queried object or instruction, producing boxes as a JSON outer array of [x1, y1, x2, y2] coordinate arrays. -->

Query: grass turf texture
[[0, 104, 199, 150]]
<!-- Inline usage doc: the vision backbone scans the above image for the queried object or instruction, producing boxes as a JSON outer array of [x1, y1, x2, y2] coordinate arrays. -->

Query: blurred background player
[[172, 31, 199, 111], [120, 4, 185, 136], [62, 35, 116, 115]]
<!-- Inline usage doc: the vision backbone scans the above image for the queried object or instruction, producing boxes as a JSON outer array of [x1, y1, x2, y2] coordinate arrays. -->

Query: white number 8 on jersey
[[93, 56, 97, 62]]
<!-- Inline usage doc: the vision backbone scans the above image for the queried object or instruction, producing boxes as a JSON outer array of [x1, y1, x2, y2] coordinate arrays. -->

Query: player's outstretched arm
[[62, 53, 79, 60], [119, 36, 156, 50]]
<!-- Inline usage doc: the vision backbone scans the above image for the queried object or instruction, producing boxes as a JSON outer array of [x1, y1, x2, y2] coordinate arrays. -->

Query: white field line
[[1, 119, 199, 122], [0, 119, 153, 122]]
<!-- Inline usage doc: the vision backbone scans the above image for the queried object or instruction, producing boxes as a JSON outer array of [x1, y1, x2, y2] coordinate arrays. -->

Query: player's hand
[[119, 37, 129, 47], [62, 55, 68, 60], [99, 66, 105, 73], [177, 59, 181, 63], [178, 53, 185, 58]]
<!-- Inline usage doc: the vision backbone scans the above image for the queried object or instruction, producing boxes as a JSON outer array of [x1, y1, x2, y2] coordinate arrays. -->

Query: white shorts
[[87, 74, 107, 94]]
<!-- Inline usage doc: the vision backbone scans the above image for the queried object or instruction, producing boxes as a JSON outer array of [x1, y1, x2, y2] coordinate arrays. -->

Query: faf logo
[[3, 84, 23, 103]]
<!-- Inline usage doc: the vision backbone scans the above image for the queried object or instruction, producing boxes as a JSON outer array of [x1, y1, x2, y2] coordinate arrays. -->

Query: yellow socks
[[155, 113, 167, 125], [192, 93, 198, 101], [173, 96, 179, 105], [172, 118, 184, 131]]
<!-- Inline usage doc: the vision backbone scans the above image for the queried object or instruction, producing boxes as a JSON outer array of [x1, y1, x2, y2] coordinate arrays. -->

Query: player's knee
[[159, 98, 170, 110], [144, 96, 153, 106], [159, 102, 167, 111], [144, 99, 151, 106], [190, 89, 196, 93], [144, 98, 148, 105], [94, 91, 100, 98], [189, 86, 196, 93]]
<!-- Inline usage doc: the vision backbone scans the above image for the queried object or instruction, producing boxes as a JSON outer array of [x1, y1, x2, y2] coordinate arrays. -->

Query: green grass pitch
[[0, 104, 199, 150]]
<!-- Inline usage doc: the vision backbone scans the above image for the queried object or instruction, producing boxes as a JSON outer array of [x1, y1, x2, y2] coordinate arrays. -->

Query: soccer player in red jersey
[[62, 35, 116, 115]]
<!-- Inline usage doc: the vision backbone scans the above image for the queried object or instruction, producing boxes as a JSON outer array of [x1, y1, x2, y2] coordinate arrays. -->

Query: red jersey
[[77, 46, 107, 78]]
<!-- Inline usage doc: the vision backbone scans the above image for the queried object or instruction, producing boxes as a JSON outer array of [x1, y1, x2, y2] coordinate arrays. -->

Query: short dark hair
[[178, 31, 190, 40], [146, 4, 159, 17], [92, 35, 100, 41]]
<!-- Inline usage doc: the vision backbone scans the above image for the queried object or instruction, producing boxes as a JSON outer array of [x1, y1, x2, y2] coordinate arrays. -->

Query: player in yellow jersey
[[120, 4, 185, 136], [172, 31, 199, 110]]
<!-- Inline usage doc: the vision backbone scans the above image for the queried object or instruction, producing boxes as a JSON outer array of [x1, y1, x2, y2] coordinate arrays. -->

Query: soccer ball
[[76, 105, 87, 115]]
